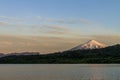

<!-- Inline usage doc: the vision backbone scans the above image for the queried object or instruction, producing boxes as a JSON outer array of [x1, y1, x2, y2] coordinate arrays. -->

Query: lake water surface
[[0, 64, 120, 80]]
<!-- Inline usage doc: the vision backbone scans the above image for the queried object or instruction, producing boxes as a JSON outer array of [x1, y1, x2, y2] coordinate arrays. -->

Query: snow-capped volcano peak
[[86, 39, 104, 45], [70, 40, 107, 51]]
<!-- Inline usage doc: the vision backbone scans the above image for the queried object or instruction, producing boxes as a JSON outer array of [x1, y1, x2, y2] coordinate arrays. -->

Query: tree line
[[0, 44, 120, 63]]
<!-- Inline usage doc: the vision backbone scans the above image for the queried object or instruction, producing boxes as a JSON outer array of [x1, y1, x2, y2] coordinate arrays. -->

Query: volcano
[[70, 40, 107, 51]]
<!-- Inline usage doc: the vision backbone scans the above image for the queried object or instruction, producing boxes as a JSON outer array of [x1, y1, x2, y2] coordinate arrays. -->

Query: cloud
[[46, 30, 67, 34], [0, 16, 21, 21], [1, 15, 108, 37], [0, 20, 73, 36], [79, 19, 93, 25], [43, 25, 68, 31], [40, 25, 74, 36], [0, 15, 93, 25], [0, 21, 9, 26], [37, 16, 93, 25]]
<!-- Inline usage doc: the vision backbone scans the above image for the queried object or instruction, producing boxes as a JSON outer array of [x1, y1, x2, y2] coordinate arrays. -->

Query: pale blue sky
[[0, 0, 120, 36]]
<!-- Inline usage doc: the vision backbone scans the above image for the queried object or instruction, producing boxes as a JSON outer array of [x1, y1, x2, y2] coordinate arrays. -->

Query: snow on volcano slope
[[70, 40, 107, 51]]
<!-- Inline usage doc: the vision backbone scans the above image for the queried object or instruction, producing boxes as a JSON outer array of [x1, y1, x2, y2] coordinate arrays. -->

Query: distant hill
[[0, 44, 120, 63]]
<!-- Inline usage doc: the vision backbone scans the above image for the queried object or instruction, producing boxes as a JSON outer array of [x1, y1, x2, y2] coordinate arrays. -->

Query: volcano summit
[[70, 40, 107, 51]]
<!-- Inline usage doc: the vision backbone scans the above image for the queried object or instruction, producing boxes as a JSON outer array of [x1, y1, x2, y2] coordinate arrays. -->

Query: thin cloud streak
[[0, 15, 92, 25], [42, 25, 69, 31], [37, 16, 93, 25], [0, 21, 74, 37], [0, 16, 23, 21]]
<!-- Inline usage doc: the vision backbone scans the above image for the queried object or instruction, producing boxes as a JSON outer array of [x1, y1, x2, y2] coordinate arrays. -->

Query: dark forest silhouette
[[0, 44, 120, 63]]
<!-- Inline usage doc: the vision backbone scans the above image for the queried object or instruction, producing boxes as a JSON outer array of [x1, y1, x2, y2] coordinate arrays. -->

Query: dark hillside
[[0, 44, 120, 63]]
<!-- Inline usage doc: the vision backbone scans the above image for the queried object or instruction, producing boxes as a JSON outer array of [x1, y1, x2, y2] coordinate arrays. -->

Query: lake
[[0, 64, 120, 80]]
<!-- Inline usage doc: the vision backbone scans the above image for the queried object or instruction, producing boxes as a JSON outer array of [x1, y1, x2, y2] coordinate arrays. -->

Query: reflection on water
[[0, 64, 120, 80]]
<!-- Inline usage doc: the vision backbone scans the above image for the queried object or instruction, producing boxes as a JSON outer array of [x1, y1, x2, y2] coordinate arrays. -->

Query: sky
[[0, 0, 120, 53]]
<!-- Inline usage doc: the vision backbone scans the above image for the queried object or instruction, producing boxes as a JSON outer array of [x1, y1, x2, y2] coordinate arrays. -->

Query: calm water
[[0, 64, 120, 80]]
